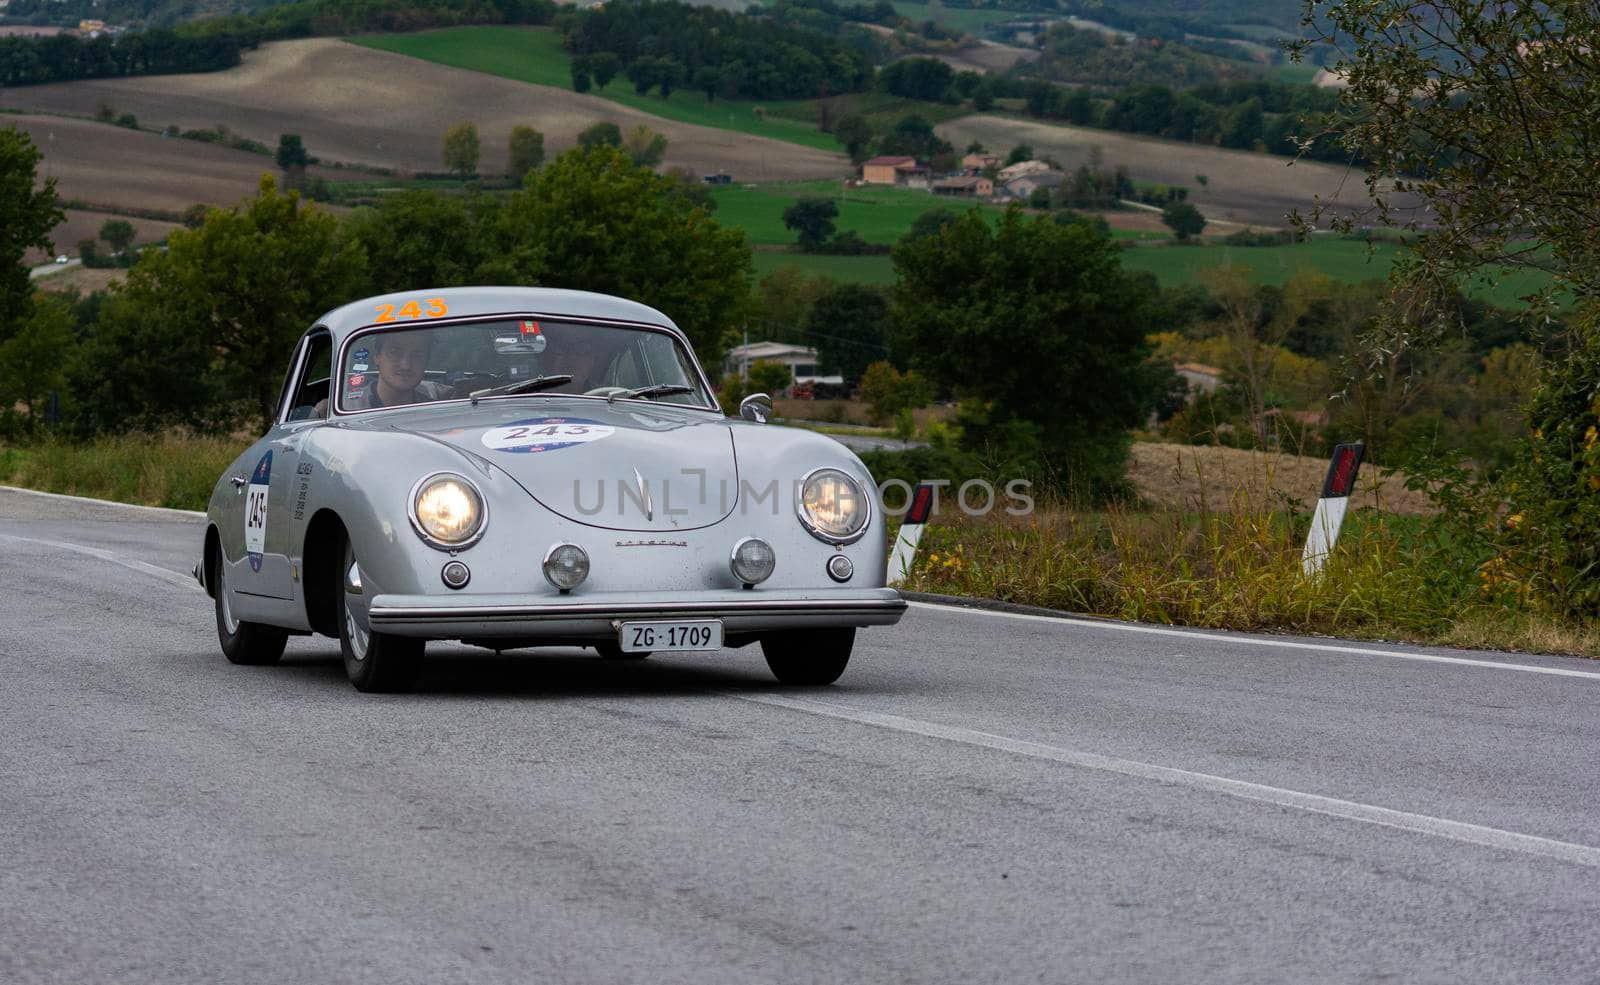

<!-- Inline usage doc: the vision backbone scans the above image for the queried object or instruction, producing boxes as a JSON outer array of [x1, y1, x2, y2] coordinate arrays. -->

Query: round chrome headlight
[[410, 473, 486, 549], [543, 543, 590, 591], [730, 537, 776, 585], [796, 468, 870, 544]]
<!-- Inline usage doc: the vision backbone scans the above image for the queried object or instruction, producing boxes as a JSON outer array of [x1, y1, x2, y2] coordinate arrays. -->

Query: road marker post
[[1301, 442, 1365, 577], [887, 482, 937, 586]]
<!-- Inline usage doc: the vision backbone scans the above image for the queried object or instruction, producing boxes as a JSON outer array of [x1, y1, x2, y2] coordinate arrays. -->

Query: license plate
[[618, 620, 722, 652]]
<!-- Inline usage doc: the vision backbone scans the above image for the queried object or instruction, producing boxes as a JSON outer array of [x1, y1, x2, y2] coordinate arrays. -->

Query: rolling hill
[[0, 37, 851, 181]]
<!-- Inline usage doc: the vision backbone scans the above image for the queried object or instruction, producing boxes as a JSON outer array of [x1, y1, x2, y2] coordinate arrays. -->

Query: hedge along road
[[2, 485, 1598, 985]]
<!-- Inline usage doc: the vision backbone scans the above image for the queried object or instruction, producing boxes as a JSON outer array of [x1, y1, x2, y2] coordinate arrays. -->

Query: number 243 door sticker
[[481, 418, 615, 454], [245, 451, 271, 572]]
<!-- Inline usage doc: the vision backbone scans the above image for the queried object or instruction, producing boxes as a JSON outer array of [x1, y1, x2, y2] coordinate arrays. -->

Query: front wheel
[[338, 539, 424, 693], [213, 545, 287, 666], [761, 628, 855, 686]]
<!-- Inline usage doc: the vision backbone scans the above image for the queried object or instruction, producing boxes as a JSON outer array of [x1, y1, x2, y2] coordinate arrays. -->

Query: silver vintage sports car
[[195, 286, 906, 691]]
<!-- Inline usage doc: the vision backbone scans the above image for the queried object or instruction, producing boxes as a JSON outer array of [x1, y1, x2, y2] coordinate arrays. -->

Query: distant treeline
[[0, 0, 556, 87], [1022, 22, 1259, 89], [563, 0, 875, 102]]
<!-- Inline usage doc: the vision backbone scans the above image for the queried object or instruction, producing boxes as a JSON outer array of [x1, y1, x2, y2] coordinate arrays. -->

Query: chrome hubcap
[[344, 558, 369, 661], [218, 562, 239, 635]]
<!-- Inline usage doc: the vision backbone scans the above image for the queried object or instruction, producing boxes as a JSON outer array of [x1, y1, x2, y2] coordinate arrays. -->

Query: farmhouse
[[1005, 170, 1065, 199], [960, 152, 1002, 172], [932, 175, 994, 198], [722, 341, 841, 391], [861, 155, 928, 186], [997, 159, 1053, 183]]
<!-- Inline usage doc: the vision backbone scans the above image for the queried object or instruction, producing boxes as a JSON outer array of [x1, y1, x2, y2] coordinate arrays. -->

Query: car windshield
[[336, 318, 710, 414]]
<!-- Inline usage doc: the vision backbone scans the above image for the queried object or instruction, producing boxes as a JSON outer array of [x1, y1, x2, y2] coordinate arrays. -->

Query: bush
[[858, 361, 932, 425]]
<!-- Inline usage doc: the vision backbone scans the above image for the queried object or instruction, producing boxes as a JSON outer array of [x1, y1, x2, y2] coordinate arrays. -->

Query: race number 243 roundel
[[480, 418, 615, 454], [245, 451, 271, 572]]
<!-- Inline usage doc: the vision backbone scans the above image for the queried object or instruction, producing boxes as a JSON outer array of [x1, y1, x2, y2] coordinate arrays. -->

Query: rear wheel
[[338, 538, 424, 693], [213, 544, 287, 666], [761, 628, 855, 686]]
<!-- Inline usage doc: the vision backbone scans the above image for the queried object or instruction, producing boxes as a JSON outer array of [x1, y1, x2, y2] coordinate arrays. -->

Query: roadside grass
[[0, 434, 247, 512], [348, 27, 846, 153], [894, 498, 1600, 657]]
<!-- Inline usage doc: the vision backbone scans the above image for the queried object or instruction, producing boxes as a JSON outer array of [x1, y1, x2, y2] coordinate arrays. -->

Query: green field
[[751, 236, 1551, 308], [889, 1, 1032, 34], [349, 27, 846, 153]]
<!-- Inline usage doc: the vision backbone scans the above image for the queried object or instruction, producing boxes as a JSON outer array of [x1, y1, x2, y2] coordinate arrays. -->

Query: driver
[[346, 330, 451, 410], [543, 330, 621, 390]]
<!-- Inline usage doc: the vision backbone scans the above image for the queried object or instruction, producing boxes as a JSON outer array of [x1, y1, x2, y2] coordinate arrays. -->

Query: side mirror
[[739, 392, 773, 424]]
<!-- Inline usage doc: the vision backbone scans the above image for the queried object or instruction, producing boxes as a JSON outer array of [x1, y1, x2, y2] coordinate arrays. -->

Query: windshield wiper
[[469, 374, 573, 405], [609, 384, 695, 404]]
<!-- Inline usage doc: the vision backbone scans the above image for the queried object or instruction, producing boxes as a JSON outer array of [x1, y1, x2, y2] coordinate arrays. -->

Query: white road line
[[730, 692, 1600, 869], [0, 484, 205, 518], [0, 533, 201, 592], [909, 600, 1600, 681]]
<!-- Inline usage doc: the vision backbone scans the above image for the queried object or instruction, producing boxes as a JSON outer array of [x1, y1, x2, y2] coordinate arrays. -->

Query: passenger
[[346, 331, 452, 410]]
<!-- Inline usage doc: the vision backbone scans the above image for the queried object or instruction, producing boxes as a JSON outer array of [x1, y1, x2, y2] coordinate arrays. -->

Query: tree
[[622, 125, 667, 168], [655, 58, 685, 98], [81, 175, 365, 430], [892, 208, 1164, 495], [441, 121, 480, 179], [905, 207, 963, 243], [577, 121, 622, 150], [99, 219, 135, 254], [488, 145, 752, 366], [1004, 143, 1033, 166], [833, 114, 874, 164], [694, 65, 720, 102], [274, 133, 309, 173], [627, 57, 658, 96], [1294, 0, 1600, 612], [782, 197, 838, 252], [857, 361, 932, 425], [747, 359, 793, 397], [879, 114, 951, 161], [507, 125, 545, 182], [0, 292, 74, 432], [590, 52, 621, 90], [803, 284, 889, 384], [344, 189, 492, 296], [0, 126, 63, 343], [1160, 201, 1206, 242], [570, 57, 592, 93]]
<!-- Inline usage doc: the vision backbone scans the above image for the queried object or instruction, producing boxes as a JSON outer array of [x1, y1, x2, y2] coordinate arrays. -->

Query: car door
[[234, 329, 331, 600]]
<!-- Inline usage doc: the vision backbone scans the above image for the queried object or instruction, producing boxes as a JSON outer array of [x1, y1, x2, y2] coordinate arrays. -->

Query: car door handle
[[230, 475, 248, 492]]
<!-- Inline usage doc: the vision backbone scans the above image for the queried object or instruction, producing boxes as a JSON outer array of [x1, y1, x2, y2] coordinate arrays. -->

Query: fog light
[[730, 537, 776, 586], [441, 560, 470, 589], [826, 554, 854, 582], [543, 543, 589, 592]]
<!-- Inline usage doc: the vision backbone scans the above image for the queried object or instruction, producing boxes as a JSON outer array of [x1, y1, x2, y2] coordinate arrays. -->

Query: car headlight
[[409, 473, 486, 549], [796, 468, 870, 544]]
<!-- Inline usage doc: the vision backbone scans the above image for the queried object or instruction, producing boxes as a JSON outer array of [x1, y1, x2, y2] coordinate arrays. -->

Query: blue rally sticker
[[244, 451, 271, 572], [480, 417, 615, 454]]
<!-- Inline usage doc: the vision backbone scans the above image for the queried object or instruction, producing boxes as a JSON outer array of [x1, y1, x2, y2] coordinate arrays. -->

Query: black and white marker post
[[1301, 442, 1366, 577], [887, 482, 937, 586]]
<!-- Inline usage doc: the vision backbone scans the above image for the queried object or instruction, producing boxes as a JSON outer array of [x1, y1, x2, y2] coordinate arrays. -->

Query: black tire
[[338, 538, 424, 693], [595, 641, 650, 660], [761, 628, 855, 686], [213, 544, 288, 666]]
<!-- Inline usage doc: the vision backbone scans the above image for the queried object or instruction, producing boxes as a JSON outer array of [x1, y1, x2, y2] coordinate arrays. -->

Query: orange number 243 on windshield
[[373, 298, 448, 323]]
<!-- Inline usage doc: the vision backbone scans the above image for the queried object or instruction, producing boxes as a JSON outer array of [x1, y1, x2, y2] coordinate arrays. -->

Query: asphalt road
[[3, 486, 1598, 984]]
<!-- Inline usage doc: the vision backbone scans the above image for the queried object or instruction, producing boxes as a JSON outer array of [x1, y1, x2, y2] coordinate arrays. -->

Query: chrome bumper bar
[[365, 588, 907, 639]]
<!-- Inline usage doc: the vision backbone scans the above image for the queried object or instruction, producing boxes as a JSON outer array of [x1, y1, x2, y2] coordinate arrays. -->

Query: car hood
[[362, 398, 738, 531]]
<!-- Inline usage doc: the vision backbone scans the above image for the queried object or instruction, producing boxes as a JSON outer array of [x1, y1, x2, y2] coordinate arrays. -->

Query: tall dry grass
[[0, 433, 248, 511]]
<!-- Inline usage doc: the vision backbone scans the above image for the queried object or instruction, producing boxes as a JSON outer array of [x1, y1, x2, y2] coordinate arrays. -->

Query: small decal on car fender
[[481, 418, 615, 454], [245, 451, 272, 572]]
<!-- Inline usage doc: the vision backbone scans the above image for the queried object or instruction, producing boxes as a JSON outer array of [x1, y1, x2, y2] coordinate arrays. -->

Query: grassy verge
[[893, 500, 1600, 657], [348, 27, 846, 153], [0, 435, 248, 512]]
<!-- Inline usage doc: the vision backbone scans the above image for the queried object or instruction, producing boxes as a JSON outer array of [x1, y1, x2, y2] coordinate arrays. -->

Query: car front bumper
[[364, 587, 907, 640]]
